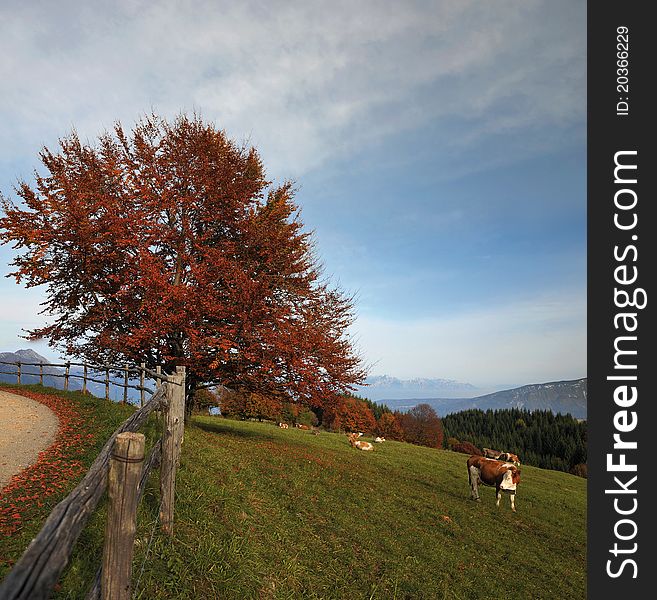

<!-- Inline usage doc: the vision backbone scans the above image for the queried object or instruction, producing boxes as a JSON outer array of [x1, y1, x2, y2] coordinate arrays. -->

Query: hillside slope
[[56, 417, 586, 599], [467, 378, 587, 418]]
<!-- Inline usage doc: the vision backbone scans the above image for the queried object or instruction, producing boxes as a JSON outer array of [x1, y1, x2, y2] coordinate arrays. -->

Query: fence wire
[[132, 497, 163, 599]]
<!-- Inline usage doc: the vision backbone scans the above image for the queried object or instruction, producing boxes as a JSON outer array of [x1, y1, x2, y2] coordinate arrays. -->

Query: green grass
[[132, 418, 586, 600], [1, 390, 586, 599]]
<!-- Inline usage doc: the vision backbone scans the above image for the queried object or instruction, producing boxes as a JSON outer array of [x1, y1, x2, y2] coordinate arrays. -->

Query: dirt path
[[0, 390, 60, 490]]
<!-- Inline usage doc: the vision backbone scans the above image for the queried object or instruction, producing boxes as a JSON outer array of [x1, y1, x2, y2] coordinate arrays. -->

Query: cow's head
[[507, 453, 521, 466], [510, 466, 521, 485], [499, 465, 521, 490]]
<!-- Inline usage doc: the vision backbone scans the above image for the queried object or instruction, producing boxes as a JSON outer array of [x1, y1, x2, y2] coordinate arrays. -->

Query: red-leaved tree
[[0, 114, 366, 411], [376, 411, 404, 440], [218, 389, 283, 422], [322, 395, 377, 434], [397, 404, 444, 449]]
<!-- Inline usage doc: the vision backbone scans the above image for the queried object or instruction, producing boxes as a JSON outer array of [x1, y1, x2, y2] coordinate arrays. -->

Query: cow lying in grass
[[348, 432, 374, 451], [467, 455, 521, 512]]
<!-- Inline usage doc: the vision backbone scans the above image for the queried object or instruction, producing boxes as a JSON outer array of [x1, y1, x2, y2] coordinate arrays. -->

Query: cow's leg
[[495, 485, 501, 507], [510, 493, 516, 512], [469, 465, 480, 501]]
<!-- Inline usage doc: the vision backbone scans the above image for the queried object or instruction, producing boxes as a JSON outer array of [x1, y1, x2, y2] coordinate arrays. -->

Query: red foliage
[[450, 441, 482, 455], [192, 388, 219, 414], [322, 395, 377, 434], [376, 412, 404, 440], [397, 404, 444, 449], [0, 115, 366, 410], [0, 389, 97, 538], [219, 389, 283, 421]]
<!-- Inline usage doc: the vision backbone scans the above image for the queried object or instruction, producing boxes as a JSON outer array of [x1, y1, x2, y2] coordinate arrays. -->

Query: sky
[[0, 0, 586, 389]]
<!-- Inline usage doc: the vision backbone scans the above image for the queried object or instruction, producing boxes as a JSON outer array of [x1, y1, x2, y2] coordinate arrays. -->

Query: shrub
[[451, 441, 482, 455], [297, 408, 319, 427]]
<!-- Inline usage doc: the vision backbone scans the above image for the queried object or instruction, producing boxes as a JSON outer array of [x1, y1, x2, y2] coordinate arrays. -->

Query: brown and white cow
[[482, 447, 502, 459], [497, 452, 521, 466], [348, 432, 374, 451], [467, 455, 521, 512]]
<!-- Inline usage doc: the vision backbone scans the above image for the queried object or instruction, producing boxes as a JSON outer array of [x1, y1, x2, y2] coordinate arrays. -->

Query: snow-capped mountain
[[355, 375, 478, 400]]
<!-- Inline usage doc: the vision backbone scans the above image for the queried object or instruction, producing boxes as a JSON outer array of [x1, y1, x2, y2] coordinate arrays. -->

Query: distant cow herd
[[278, 422, 522, 511], [278, 422, 312, 430]]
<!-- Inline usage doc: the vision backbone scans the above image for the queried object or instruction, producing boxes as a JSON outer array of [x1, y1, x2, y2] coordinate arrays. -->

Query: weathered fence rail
[[0, 360, 166, 406], [0, 366, 186, 600]]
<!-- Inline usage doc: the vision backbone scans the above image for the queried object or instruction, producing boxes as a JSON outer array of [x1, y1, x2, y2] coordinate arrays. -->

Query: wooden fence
[[0, 365, 186, 600], [0, 360, 169, 406]]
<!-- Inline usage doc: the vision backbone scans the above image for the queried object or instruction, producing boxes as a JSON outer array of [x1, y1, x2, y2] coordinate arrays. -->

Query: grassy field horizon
[[1, 386, 586, 599]]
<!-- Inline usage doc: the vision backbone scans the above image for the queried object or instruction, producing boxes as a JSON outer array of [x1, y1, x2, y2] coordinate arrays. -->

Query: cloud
[[0, 283, 47, 323], [353, 288, 586, 386], [0, 0, 585, 179], [0, 280, 50, 352]]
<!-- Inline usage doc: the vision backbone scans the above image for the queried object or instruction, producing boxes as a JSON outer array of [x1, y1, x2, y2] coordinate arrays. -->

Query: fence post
[[160, 368, 185, 535], [39, 362, 43, 386], [105, 366, 110, 401], [17, 361, 21, 385], [64, 362, 70, 391], [101, 432, 145, 600], [155, 365, 162, 389], [83, 364, 88, 395], [140, 363, 145, 407]]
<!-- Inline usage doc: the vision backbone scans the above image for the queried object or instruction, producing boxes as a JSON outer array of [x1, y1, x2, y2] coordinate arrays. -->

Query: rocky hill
[[0, 350, 63, 388]]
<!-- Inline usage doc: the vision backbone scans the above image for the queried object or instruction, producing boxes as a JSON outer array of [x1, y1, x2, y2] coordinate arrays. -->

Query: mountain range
[[373, 378, 587, 419], [355, 375, 480, 399]]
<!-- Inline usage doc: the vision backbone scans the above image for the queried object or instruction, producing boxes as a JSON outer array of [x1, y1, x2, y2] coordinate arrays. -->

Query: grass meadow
[[0, 386, 586, 599]]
